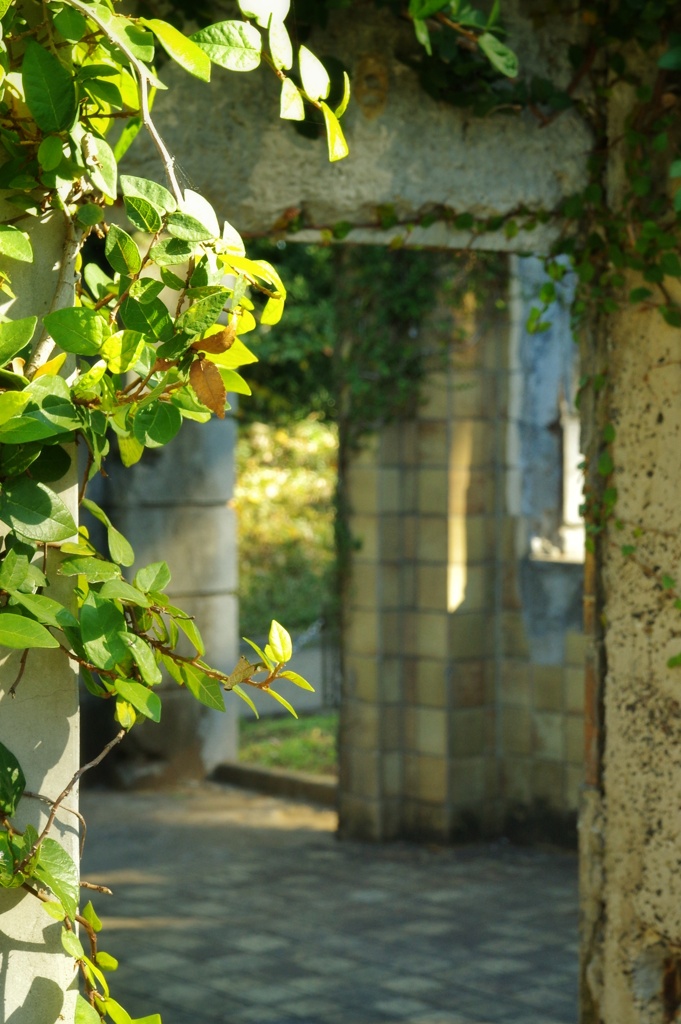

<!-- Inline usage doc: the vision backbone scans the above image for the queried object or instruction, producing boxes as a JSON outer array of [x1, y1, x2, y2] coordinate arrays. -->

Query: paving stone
[[81, 784, 578, 1024]]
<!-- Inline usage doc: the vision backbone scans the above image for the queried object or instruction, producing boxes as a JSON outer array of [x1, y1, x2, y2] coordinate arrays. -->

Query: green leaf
[[477, 32, 519, 78], [659, 46, 681, 70], [114, 679, 162, 722], [22, 41, 77, 133], [0, 740, 25, 816], [124, 195, 163, 234], [181, 662, 225, 711], [0, 225, 33, 263], [35, 839, 79, 920], [0, 478, 76, 542], [81, 900, 102, 933], [38, 136, 64, 172], [0, 550, 30, 591], [166, 212, 215, 242], [412, 17, 431, 56], [101, 1000, 133, 1024], [135, 562, 171, 593], [144, 18, 211, 81], [177, 289, 230, 335], [268, 619, 292, 662], [629, 287, 653, 304], [0, 317, 37, 365], [43, 307, 109, 356], [280, 77, 305, 120], [280, 669, 315, 691], [59, 556, 121, 583], [105, 225, 142, 277], [41, 900, 67, 921], [148, 238, 195, 266], [133, 403, 182, 448], [165, 606, 204, 654], [53, 6, 87, 41], [101, 331, 147, 374], [98, 580, 150, 607], [75, 995, 101, 1024], [120, 297, 172, 341], [83, 133, 117, 200], [0, 612, 58, 650], [113, 117, 143, 163], [408, 0, 448, 18], [597, 452, 614, 477], [96, 951, 119, 972], [299, 45, 330, 101], [61, 928, 85, 959], [320, 102, 349, 162], [81, 498, 135, 566], [80, 591, 130, 670], [118, 435, 144, 468], [668, 652, 681, 668], [191, 21, 262, 72], [120, 174, 177, 214], [8, 592, 78, 630], [119, 633, 162, 686], [108, 527, 135, 567]]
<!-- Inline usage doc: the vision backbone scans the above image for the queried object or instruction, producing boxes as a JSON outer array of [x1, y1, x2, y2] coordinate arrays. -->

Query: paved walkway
[[81, 784, 579, 1024]]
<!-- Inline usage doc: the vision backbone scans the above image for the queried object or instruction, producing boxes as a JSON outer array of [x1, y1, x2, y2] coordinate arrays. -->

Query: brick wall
[[338, 259, 586, 844]]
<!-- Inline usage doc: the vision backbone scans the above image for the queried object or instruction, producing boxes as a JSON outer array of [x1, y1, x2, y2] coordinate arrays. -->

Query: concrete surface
[[124, 4, 591, 251], [81, 784, 578, 1024]]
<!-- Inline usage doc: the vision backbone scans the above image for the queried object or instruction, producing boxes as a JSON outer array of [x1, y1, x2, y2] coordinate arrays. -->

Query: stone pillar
[[338, 269, 501, 841], [0, 215, 79, 1023], [579, 285, 681, 1024], [103, 415, 239, 783]]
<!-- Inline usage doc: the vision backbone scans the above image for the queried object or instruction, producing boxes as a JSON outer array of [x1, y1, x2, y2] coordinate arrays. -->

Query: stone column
[[0, 215, 80, 1023], [102, 415, 239, 782]]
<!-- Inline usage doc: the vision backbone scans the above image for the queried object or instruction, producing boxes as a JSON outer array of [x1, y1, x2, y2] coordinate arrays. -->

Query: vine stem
[[25, 212, 80, 378], [60, 0, 184, 206], [17, 729, 126, 874]]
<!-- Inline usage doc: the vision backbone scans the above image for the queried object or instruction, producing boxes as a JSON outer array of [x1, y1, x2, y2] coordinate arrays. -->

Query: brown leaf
[[190, 322, 236, 354], [224, 655, 259, 687], [189, 358, 226, 419]]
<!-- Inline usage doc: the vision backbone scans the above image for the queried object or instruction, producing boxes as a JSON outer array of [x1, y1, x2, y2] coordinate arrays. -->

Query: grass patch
[[239, 712, 338, 777]]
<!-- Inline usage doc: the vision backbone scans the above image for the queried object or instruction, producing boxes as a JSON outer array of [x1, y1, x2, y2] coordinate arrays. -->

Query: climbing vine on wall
[[0, 0, 352, 1020]]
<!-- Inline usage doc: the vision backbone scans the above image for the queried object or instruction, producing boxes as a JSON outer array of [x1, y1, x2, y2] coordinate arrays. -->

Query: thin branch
[[9, 648, 29, 698], [78, 448, 94, 505], [23, 791, 88, 858], [17, 730, 126, 873], [60, 0, 184, 205], [80, 880, 113, 894]]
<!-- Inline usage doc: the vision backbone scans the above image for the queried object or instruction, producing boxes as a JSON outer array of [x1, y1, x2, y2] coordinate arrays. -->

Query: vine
[[0, 1, 350, 1021]]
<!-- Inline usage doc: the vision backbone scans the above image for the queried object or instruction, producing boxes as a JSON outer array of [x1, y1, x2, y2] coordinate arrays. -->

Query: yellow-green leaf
[[320, 102, 349, 162], [280, 77, 304, 120], [144, 19, 211, 81], [269, 619, 292, 662], [280, 669, 315, 692]]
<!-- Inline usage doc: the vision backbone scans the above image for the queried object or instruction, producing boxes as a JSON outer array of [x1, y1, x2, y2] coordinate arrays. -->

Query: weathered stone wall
[[124, 4, 591, 252], [579, 285, 681, 1024]]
